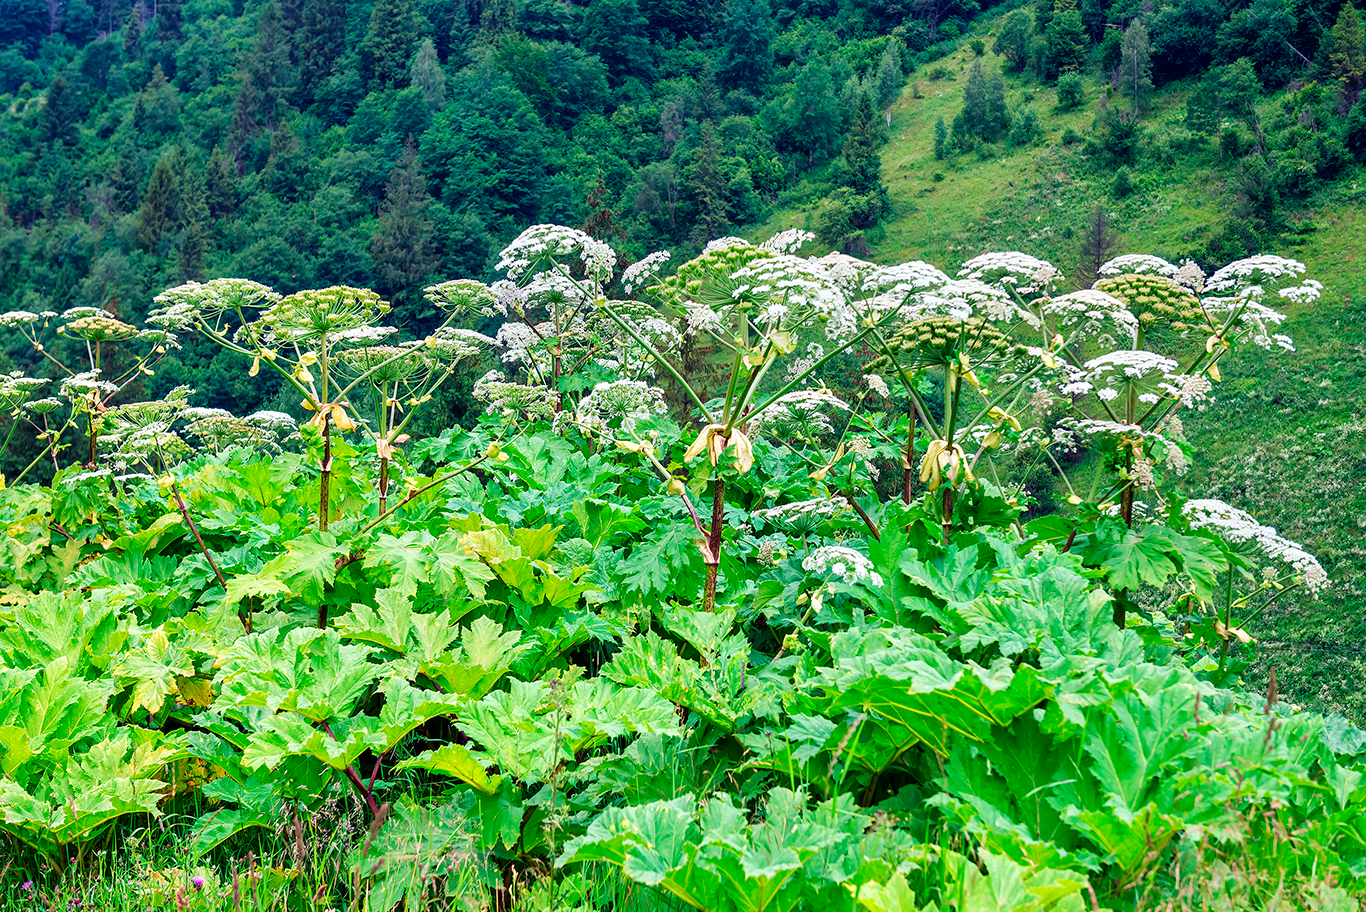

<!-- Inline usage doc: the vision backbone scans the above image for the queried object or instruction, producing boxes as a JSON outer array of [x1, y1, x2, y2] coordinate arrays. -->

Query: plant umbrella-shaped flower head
[[0, 372, 46, 413], [1040, 289, 1139, 344], [337, 345, 432, 385], [60, 313, 140, 343], [150, 279, 280, 328], [1097, 254, 1178, 278], [875, 315, 1030, 371], [1094, 273, 1207, 334], [422, 279, 501, 319], [258, 286, 389, 343]]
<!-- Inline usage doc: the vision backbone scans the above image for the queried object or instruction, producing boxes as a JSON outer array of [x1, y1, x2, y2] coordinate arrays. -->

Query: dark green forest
[[1, 0, 1365, 463]]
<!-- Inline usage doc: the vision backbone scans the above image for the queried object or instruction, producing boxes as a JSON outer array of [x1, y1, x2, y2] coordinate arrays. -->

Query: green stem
[[599, 304, 715, 424]]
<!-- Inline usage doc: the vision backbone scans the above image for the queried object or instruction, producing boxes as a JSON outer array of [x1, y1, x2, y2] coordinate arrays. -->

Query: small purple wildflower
[[192, 877, 205, 891]]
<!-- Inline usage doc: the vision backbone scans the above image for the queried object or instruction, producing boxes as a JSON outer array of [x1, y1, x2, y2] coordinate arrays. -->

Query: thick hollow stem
[[319, 412, 331, 533], [703, 477, 726, 612]]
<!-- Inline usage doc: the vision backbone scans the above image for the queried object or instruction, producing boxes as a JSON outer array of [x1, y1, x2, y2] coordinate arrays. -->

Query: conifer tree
[[934, 115, 948, 159], [365, 0, 421, 89], [1075, 205, 1119, 286], [871, 39, 904, 126], [841, 93, 886, 196], [243, 0, 296, 127], [687, 120, 728, 241], [136, 153, 180, 252], [1119, 19, 1153, 116], [1043, 0, 1086, 79], [297, 0, 345, 104], [205, 145, 238, 218], [409, 38, 447, 111], [448, 2, 473, 67], [178, 162, 210, 282], [1332, 3, 1365, 107], [370, 140, 439, 302], [39, 76, 80, 145], [122, 7, 142, 57]]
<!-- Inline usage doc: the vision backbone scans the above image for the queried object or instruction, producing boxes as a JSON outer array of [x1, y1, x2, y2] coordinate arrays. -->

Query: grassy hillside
[[764, 30, 1366, 718]]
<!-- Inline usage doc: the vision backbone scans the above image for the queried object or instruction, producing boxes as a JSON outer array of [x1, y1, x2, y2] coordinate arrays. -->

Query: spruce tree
[[1332, 3, 1365, 107], [298, 0, 345, 104], [136, 153, 180, 252], [365, 0, 421, 89], [841, 93, 885, 196], [871, 39, 904, 126], [961, 59, 988, 138], [687, 120, 728, 241], [409, 38, 447, 111], [1119, 20, 1153, 117], [243, 0, 296, 127], [370, 140, 439, 303], [178, 162, 210, 282], [1075, 205, 1119, 286], [934, 115, 948, 159]]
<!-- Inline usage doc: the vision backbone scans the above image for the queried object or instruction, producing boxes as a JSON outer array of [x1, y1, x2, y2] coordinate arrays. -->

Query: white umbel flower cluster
[[1097, 254, 1178, 278], [575, 380, 668, 428], [621, 251, 671, 294], [1183, 498, 1328, 594], [958, 251, 1056, 287], [802, 545, 884, 588], [1041, 289, 1139, 342], [496, 224, 615, 284]]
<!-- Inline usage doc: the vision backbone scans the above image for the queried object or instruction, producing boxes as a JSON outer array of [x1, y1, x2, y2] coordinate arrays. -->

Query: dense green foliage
[[0, 224, 1361, 909]]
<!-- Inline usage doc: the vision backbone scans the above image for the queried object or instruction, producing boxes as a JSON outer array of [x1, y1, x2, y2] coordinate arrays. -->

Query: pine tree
[[370, 140, 439, 302], [1075, 205, 1119, 286], [934, 115, 948, 159], [136, 153, 180, 252], [409, 38, 447, 110], [1332, 3, 1365, 107], [1119, 19, 1153, 116], [365, 0, 421, 89]]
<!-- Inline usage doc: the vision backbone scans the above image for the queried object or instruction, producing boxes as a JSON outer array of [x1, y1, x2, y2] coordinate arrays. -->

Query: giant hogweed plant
[[0, 230, 1355, 911]]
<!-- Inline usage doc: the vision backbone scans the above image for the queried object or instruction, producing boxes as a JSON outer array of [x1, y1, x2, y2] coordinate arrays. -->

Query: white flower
[[958, 251, 1056, 289], [864, 374, 891, 399], [575, 380, 667, 427], [761, 229, 815, 254], [1204, 255, 1307, 295], [1097, 254, 1178, 278], [1041, 289, 1138, 342], [802, 545, 884, 587], [621, 251, 671, 294], [1183, 498, 1327, 594]]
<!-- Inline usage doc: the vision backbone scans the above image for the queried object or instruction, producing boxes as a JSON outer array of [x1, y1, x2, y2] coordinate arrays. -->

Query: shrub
[[1007, 106, 1041, 146], [1112, 165, 1134, 197], [1056, 72, 1084, 109]]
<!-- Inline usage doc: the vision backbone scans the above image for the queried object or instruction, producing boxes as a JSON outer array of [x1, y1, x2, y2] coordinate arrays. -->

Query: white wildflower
[[802, 545, 884, 587], [1097, 254, 1178, 278]]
